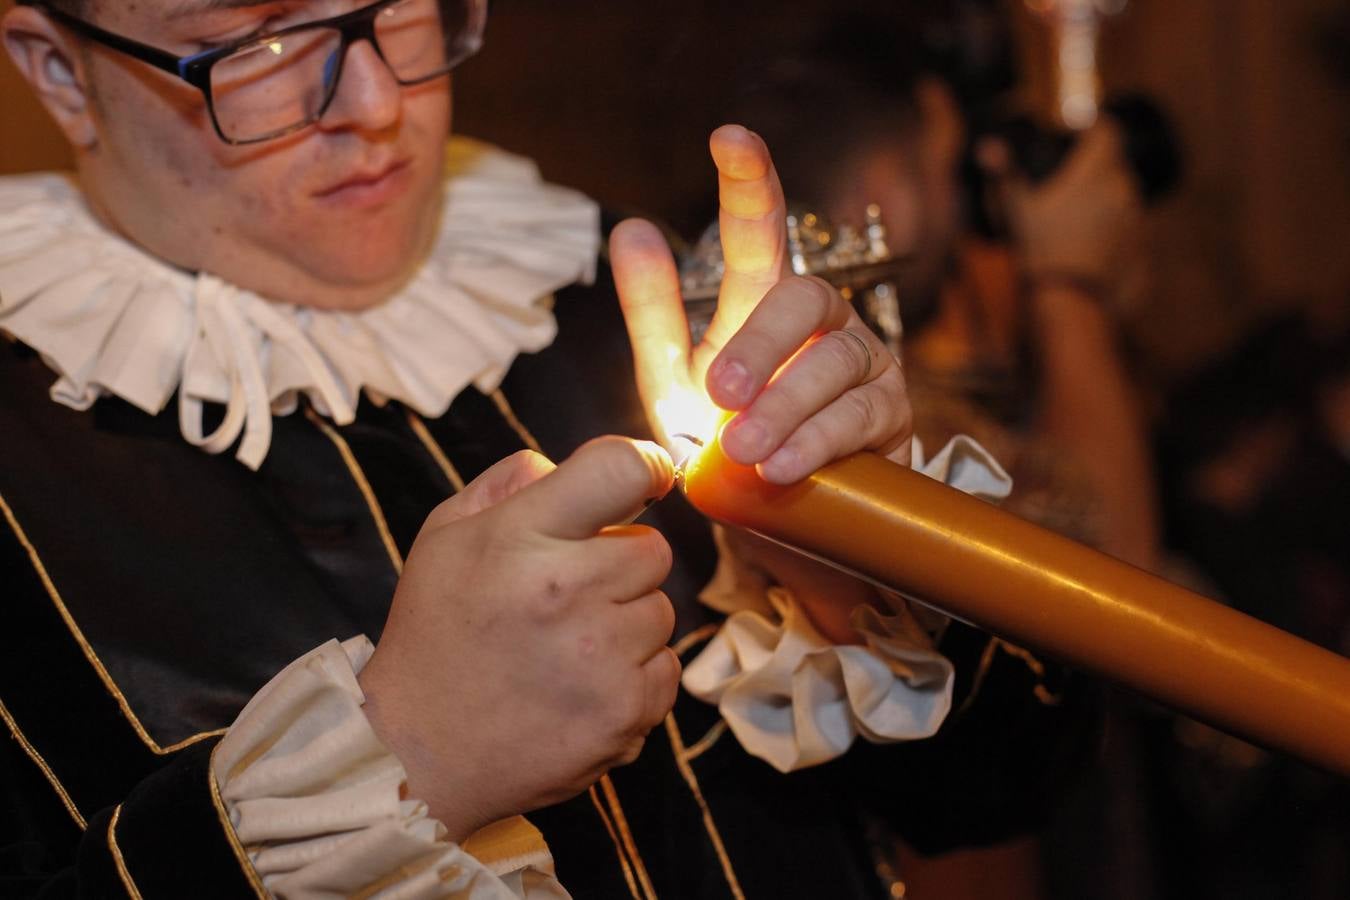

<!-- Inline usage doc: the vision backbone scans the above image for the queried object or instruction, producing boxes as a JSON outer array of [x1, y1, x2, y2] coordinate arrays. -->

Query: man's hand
[[358, 438, 681, 843], [981, 121, 1143, 285], [611, 124, 912, 483], [611, 125, 914, 643]]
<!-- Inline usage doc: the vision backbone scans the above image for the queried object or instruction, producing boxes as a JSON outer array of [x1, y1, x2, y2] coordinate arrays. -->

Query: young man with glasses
[[0, 2, 1046, 897]]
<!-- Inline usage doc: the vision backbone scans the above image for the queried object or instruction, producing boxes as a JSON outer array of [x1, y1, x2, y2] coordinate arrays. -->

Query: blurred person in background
[[1143, 8, 1350, 897], [728, 4, 1162, 571], [716, 4, 1173, 897], [1152, 312, 1350, 899]]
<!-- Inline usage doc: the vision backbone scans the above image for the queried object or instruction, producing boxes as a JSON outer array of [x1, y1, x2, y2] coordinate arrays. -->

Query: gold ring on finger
[[831, 329, 873, 382]]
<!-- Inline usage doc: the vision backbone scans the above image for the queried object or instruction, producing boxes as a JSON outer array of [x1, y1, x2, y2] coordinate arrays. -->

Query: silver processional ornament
[[678, 203, 908, 357]]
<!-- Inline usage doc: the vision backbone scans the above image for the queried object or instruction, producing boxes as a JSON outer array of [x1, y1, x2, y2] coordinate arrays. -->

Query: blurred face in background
[[16, 0, 455, 310], [823, 79, 966, 313]]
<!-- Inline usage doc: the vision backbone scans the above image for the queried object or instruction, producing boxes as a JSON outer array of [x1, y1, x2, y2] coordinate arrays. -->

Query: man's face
[[76, 0, 453, 309], [827, 136, 962, 317]]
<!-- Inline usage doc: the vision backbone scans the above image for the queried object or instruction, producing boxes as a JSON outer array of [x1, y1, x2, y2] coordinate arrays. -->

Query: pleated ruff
[[0, 139, 600, 470]]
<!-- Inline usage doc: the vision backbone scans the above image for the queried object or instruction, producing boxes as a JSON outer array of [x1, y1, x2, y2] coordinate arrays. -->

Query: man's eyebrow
[[164, 0, 284, 20]]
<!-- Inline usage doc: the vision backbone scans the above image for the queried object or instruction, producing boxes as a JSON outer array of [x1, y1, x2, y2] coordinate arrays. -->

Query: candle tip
[[669, 433, 706, 490]]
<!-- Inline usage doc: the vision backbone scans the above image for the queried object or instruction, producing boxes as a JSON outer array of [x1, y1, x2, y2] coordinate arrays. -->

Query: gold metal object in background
[[679, 204, 907, 356]]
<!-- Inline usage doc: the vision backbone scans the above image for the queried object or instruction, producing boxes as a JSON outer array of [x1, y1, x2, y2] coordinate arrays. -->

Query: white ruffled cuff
[[212, 638, 569, 900], [682, 435, 1012, 774]]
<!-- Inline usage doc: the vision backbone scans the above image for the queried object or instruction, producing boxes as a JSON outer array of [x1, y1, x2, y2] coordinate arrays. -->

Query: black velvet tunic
[[0, 261, 1095, 899]]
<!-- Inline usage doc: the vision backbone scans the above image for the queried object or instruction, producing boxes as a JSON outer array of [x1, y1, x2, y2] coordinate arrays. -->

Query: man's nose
[[318, 40, 401, 134]]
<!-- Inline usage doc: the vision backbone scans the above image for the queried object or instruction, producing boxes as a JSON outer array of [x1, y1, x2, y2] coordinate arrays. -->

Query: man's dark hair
[[722, 12, 930, 210], [722, 3, 1018, 210]]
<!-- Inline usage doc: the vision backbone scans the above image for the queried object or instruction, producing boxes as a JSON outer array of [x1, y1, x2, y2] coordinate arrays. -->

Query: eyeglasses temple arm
[[40, 4, 204, 81]]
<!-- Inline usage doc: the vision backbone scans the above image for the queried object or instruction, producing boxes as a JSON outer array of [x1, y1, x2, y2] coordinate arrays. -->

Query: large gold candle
[[678, 435, 1350, 776]]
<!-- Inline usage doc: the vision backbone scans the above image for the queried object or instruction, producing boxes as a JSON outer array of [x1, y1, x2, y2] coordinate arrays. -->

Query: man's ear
[[3, 6, 98, 149]]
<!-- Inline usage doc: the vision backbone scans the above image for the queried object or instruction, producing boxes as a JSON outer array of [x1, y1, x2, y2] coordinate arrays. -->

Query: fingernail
[[725, 416, 770, 460], [715, 359, 754, 405], [760, 446, 803, 484]]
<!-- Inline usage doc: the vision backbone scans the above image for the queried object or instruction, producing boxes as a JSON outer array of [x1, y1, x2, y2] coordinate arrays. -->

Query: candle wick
[[668, 433, 705, 491]]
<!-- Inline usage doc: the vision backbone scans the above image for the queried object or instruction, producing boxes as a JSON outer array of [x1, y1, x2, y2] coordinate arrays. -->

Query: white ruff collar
[[0, 139, 600, 469]]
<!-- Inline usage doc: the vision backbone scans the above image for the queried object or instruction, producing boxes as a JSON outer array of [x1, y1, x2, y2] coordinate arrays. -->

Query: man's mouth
[[314, 158, 414, 207]]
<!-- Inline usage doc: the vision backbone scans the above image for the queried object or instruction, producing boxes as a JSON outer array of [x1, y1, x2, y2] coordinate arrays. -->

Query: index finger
[[702, 125, 788, 353], [506, 436, 675, 540], [610, 219, 693, 419]]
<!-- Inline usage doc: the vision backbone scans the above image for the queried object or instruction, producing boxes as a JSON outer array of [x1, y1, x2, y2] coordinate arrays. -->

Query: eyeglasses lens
[[208, 0, 479, 143], [377, 0, 453, 80], [211, 29, 342, 142]]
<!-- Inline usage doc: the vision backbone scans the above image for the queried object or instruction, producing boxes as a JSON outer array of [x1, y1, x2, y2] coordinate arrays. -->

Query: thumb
[[426, 449, 557, 527], [505, 436, 675, 541]]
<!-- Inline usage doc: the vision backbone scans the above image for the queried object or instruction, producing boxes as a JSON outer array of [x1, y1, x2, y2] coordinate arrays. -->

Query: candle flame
[[653, 384, 722, 476]]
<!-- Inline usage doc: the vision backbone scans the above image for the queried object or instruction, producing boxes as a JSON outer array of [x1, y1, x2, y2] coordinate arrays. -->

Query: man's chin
[[233, 199, 440, 309], [312, 207, 442, 301], [217, 246, 422, 311], [280, 223, 434, 306], [301, 258, 423, 310]]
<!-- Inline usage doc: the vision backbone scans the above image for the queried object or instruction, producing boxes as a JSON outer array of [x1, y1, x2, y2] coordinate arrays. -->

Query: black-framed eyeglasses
[[30, 0, 486, 145]]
